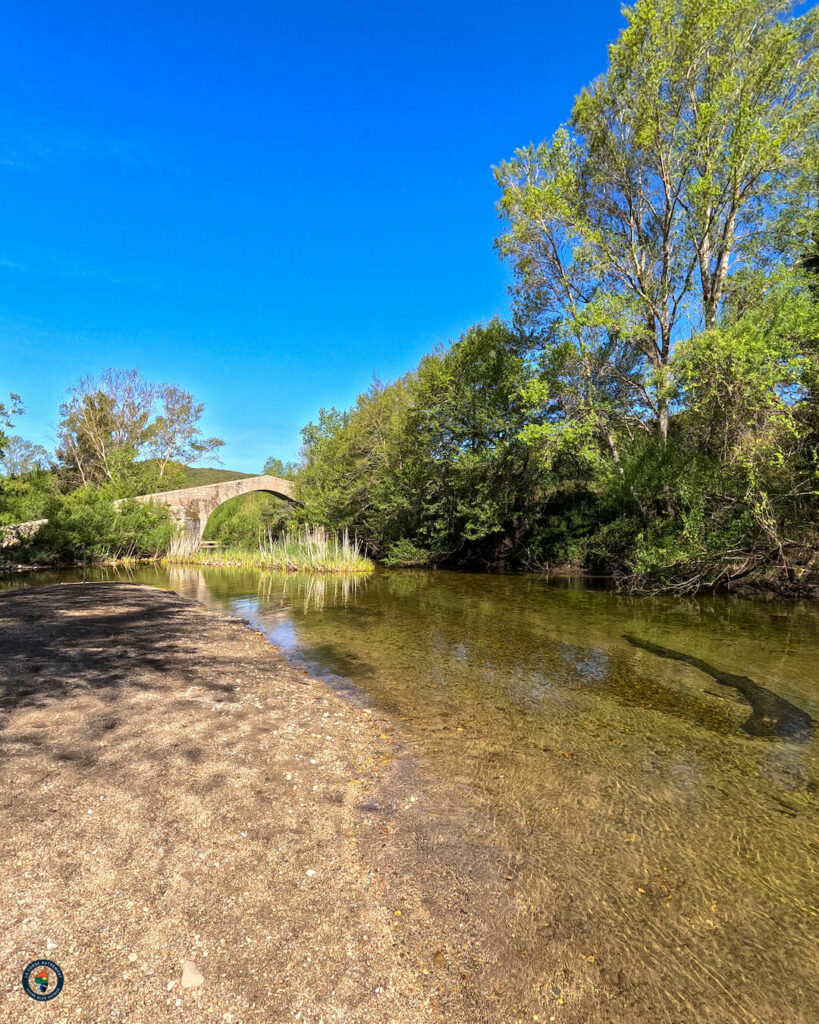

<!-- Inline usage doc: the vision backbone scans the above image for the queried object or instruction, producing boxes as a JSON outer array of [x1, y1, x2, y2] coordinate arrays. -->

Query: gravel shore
[[0, 583, 514, 1024]]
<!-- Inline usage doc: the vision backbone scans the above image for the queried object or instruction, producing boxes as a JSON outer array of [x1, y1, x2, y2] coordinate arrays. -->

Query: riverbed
[[4, 566, 818, 1022]]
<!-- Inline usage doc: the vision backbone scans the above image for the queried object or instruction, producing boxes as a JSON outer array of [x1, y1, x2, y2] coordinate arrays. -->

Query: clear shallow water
[[4, 566, 818, 1020]]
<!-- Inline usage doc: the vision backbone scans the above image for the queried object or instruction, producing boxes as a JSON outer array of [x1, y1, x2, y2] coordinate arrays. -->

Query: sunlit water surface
[[4, 566, 818, 1020]]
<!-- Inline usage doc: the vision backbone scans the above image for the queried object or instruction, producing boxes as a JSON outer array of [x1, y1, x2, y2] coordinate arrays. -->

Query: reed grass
[[164, 525, 373, 574]]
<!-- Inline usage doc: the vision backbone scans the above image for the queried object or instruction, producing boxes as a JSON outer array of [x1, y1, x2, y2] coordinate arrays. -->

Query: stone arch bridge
[[120, 474, 298, 548], [0, 475, 297, 552]]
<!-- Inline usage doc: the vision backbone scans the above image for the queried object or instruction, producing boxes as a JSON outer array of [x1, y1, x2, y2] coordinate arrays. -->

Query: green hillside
[[131, 461, 257, 491], [179, 466, 256, 487]]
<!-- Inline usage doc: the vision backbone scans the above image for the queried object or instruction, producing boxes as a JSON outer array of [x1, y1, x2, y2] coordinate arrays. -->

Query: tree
[[298, 321, 552, 566], [263, 456, 300, 480], [403, 320, 543, 560], [671, 271, 819, 564], [0, 392, 23, 459], [298, 382, 414, 542], [495, 0, 818, 445], [56, 370, 223, 489], [0, 437, 50, 477], [145, 385, 224, 479], [57, 370, 154, 486]]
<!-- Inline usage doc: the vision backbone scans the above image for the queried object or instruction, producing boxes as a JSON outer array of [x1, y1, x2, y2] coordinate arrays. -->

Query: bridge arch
[[124, 474, 299, 548]]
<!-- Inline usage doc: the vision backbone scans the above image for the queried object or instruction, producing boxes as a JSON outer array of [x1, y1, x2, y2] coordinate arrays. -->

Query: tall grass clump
[[168, 529, 200, 559], [164, 525, 373, 574]]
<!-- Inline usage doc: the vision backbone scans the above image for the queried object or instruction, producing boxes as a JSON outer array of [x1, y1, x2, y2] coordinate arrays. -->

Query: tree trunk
[[658, 399, 669, 443]]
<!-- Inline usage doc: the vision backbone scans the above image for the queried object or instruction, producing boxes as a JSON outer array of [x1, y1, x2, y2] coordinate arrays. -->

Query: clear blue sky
[[2, 0, 626, 472]]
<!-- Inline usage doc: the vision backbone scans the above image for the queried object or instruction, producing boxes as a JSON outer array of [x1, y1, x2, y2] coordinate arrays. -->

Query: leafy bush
[[202, 492, 294, 547], [381, 539, 434, 567], [34, 489, 173, 562]]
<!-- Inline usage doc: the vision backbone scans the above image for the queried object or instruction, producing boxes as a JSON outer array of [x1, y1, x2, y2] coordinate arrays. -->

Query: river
[[4, 565, 817, 1021]]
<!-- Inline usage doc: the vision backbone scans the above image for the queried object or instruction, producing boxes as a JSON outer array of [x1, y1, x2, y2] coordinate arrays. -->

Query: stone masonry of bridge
[[121, 474, 297, 546]]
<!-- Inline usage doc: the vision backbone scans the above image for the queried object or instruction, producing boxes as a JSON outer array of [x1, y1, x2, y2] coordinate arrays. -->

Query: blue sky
[[1, 0, 627, 472]]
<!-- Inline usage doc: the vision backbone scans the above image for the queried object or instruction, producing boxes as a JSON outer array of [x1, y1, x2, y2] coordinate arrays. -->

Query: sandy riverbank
[[0, 583, 520, 1024]]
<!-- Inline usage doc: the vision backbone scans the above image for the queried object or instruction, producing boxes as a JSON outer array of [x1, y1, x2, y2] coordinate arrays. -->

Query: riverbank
[[0, 523, 373, 577], [166, 526, 373, 575], [0, 583, 517, 1023]]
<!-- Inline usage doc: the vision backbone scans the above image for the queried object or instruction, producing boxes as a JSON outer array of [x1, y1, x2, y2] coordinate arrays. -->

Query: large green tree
[[298, 321, 552, 565], [144, 384, 224, 480], [0, 437, 50, 478], [495, 0, 818, 445], [57, 370, 223, 490]]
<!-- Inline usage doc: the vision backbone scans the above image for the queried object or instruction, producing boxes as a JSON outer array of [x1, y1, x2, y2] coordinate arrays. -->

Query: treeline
[[0, 370, 221, 562], [295, 0, 819, 593]]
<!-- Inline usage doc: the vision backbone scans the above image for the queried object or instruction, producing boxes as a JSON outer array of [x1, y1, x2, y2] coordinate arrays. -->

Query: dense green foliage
[[297, 320, 556, 567], [296, 0, 819, 591], [296, 281, 817, 588], [36, 490, 174, 562], [202, 492, 293, 547], [2, 487, 173, 565]]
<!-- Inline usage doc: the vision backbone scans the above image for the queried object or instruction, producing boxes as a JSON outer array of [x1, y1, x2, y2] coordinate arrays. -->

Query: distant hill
[[179, 466, 256, 487], [131, 462, 259, 495]]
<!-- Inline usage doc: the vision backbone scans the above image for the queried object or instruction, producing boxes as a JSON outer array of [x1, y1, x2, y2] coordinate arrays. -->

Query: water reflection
[[253, 570, 369, 611], [3, 565, 818, 1021]]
